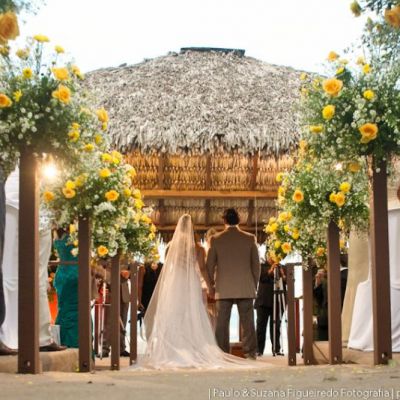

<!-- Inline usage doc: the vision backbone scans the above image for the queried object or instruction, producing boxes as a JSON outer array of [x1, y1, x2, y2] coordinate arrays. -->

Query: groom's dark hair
[[223, 208, 240, 225]]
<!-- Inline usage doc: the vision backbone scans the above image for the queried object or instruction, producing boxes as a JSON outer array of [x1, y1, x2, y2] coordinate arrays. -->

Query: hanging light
[[42, 162, 59, 181]]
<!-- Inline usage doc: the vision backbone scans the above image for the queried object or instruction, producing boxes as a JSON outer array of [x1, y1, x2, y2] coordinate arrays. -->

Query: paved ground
[[1, 361, 400, 400]]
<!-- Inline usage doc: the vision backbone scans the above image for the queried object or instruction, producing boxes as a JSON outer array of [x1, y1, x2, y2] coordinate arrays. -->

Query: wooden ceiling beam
[[142, 189, 276, 199]]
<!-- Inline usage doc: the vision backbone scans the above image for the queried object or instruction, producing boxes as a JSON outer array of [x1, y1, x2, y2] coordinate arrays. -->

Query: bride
[[140, 214, 256, 369]]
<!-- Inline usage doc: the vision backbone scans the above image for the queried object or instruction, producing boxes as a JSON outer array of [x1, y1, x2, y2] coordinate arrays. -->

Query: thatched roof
[[85, 48, 302, 156]]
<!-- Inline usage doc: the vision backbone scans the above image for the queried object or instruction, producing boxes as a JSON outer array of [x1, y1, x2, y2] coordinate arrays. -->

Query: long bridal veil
[[140, 214, 257, 369]]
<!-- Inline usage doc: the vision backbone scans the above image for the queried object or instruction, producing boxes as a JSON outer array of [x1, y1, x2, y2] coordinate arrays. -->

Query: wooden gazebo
[[85, 48, 302, 240]]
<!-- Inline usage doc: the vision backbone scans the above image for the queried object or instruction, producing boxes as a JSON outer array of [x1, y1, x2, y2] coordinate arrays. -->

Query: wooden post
[[78, 216, 93, 372], [110, 254, 121, 370], [286, 264, 296, 366], [370, 160, 392, 365], [327, 220, 342, 364], [129, 262, 138, 365], [18, 149, 40, 374], [302, 264, 314, 365], [295, 299, 300, 352]]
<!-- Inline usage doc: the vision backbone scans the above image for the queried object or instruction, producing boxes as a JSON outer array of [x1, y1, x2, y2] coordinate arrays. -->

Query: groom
[[206, 208, 260, 359]]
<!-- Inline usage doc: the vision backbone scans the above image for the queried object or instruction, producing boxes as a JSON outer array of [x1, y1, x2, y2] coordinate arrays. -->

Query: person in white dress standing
[[140, 214, 258, 369]]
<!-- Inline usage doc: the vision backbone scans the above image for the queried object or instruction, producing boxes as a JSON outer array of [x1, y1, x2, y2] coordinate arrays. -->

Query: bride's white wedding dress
[[137, 214, 259, 369]]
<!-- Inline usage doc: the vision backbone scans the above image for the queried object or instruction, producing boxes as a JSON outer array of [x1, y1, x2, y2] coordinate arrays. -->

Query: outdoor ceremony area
[[1, 0, 400, 399]]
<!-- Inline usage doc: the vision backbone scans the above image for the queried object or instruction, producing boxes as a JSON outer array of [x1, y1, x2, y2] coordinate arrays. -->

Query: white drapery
[[348, 205, 400, 351]]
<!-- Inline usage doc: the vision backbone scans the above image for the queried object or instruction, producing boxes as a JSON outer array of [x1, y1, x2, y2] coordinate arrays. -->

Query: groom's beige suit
[[206, 226, 260, 357]]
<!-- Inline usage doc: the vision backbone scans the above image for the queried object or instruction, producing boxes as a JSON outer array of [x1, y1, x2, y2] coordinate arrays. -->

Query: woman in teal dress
[[53, 230, 79, 348]]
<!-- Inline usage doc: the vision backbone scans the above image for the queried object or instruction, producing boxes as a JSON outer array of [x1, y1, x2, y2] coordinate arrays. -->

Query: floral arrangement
[[299, 52, 400, 166], [351, 0, 400, 25], [0, 35, 108, 176], [43, 148, 157, 259], [264, 150, 369, 265]]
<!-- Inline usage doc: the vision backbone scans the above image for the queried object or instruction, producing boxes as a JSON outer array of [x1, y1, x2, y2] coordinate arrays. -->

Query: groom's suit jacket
[[206, 226, 260, 300]]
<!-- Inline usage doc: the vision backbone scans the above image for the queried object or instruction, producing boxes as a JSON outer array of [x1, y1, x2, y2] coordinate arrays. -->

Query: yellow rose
[[363, 89, 375, 100], [141, 214, 152, 224], [62, 187, 76, 199], [16, 48, 29, 59], [300, 72, 308, 81], [13, 90, 22, 102], [268, 217, 277, 224], [301, 87, 309, 97], [315, 247, 325, 257], [52, 84, 71, 104], [94, 134, 103, 145], [97, 245, 109, 257], [74, 174, 87, 187], [278, 186, 285, 197], [276, 172, 283, 183], [96, 107, 109, 123], [339, 239, 346, 249], [385, 6, 400, 28], [150, 224, 157, 233], [135, 199, 144, 209], [283, 224, 290, 232], [43, 191, 55, 202], [309, 125, 323, 134], [69, 224, 76, 234], [299, 140, 307, 151], [339, 182, 351, 193], [322, 104, 335, 120], [336, 67, 345, 75], [356, 56, 366, 65], [55, 45, 64, 53], [123, 188, 132, 197], [348, 161, 361, 173], [127, 166, 137, 178], [22, 67, 33, 79], [274, 240, 281, 250], [33, 34, 50, 42], [322, 78, 343, 97], [65, 180, 76, 190], [73, 240, 79, 247], [101, 153, 113, 163], [105, 190, 119, 202], [71, 65, 84, 79], [0, 93, 12, 108], [52, 67, 69, 81], [83, 143, 95, 152], [68, 130, 80, 142], [362, 64, 371, 74], [335, 191, 346, 207], [99, 168, 111, 178], [0, 12, 19, 44], [292, 189, 304, 203], [329, 192, 337, 203], [327, 51, 339, 62], [281, 242, 292, 254], [292, 230, 300, 240], [350, 1, 362, 17], [359, 123, 378, 144]]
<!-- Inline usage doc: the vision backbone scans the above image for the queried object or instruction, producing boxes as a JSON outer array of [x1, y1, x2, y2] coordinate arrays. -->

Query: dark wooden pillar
[[78, 216, 93, 372], [370, 160, 392, 364], [129, 262, 138, 365], [110, 254, 121, 370], [302, 264, 314, 365], [18, 149, 40, 374], [327, 220, 342, 364], [286, 264, 296, 365]]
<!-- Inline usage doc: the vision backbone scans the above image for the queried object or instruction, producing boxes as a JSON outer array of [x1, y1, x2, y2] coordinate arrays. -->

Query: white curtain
[[348, 207, 400, 351]]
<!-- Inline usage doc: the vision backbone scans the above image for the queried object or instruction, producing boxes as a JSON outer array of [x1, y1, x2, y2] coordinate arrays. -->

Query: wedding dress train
[[136, 214, 260, 369]]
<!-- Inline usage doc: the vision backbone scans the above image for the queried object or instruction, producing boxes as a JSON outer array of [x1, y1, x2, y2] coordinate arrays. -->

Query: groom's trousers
[[215, 298, 257, 357]]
